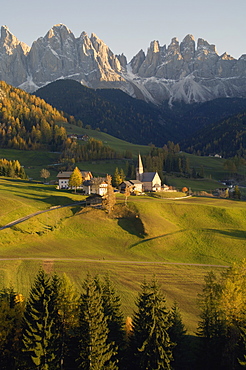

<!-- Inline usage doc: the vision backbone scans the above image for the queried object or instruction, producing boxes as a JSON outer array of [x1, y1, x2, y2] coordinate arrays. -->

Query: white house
[[57, 170, 92, 189], [83, 178, 108, 196]]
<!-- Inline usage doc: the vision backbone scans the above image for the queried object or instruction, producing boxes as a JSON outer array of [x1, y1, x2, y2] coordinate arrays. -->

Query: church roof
[[141, 172, 158, 182]]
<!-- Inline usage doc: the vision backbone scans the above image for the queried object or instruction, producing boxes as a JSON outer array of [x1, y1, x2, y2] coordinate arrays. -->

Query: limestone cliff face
[[0, 24, 125, 92], [0, 26, 30, 86], [0, 24, 246, 104], [127, 35, 246, 104]]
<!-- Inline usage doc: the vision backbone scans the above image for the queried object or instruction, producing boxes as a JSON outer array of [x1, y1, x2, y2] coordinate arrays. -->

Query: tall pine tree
[[129, 278, 173, 370], [197, 271, 226, 370], [99, 275, 125, 369], [168, 301, 187, 370], [55, 273, 80, 370], [21, 268, 61, 369], [0, 287, 24, 369], [77, 274, 117, 370]]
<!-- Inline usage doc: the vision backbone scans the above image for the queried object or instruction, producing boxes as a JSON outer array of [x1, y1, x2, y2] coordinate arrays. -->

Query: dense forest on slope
[[182, 110, 246, 158], [35, 80, 246, 157], [34, 79, 179, 146], [0, 81, 67, 151], [0, 81, 124, 164], [1, 79, 246, 160], [167, 98, 246, 135]]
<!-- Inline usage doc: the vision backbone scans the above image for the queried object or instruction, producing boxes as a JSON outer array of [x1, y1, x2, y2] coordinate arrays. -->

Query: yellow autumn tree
[[68, 167, 83, 193]]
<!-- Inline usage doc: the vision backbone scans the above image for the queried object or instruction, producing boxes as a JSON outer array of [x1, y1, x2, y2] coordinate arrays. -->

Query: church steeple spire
[[136, 153, 144, 181]]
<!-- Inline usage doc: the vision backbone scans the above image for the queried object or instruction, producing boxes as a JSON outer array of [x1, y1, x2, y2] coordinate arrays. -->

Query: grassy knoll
[[0, 177, 85, 226], [0, 178, 245, 333]]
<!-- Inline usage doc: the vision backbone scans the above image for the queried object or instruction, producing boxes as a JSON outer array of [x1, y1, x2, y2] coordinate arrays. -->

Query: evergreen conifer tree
[[77, 274, 117, 370], [100, 275, 125, 368], [21, 268, 61, 369], [119, 169, 125, 183], [55, 273, 80, 370], [168, 301, 187, 370], [129, 278, 173, 370], [113, 168, 121, 187], [0, 287, 24, 369], [197, 271, 226, 370]]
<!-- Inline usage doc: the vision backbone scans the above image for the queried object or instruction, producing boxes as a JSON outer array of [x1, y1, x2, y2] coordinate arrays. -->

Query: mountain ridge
[[1, 24, 246, 105]]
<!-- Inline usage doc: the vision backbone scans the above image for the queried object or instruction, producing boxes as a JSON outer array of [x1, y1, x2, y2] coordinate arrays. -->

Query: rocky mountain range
[[1, 24, 246, 105]]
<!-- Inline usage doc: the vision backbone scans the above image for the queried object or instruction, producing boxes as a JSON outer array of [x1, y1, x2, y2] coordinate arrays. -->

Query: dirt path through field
[[0, 257, 229, 268], [0, 201, 86, 231]]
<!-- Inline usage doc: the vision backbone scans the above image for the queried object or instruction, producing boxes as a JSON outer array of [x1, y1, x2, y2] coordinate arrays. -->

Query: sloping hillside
[[0, 178, 245, 332], [34, 79, 181, 145]]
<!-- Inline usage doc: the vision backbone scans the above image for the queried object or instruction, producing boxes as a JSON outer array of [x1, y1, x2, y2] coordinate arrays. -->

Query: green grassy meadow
[[0, 177, 245, 333], [57, 122, 151, 157]]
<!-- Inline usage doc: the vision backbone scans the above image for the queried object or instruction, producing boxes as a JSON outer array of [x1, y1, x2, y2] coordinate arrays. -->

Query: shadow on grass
[[204, 228, 246, 240], [118, 217, 146, 238], [10, 193, 82, 207], [129, 229, 186, 249], [0, 181, 83, 207], [0, 178, 59, 192]]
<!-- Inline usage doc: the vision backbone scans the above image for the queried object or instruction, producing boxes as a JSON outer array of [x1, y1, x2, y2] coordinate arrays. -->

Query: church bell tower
[[136, 154, 144, 181]]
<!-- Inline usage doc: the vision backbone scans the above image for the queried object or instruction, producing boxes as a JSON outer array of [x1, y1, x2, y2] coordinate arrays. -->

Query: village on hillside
[[56, 154, 175, 196]]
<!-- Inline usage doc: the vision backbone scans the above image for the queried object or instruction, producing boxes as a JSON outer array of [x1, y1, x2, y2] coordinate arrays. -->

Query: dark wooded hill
[[34, 79, 246, 157]]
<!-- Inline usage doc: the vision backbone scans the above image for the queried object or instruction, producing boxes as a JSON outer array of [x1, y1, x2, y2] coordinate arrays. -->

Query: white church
[[119, 154, 162, 193]]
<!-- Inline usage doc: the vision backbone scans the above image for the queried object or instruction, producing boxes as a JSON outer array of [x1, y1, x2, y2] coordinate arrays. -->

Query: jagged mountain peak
[[0, 25, 246, 105], [0, 25, 30, 55], [44, 24, 75, 43], [197, 37, 217, 53], [220, 52, 235, 61], [182, 34, 195, 42]]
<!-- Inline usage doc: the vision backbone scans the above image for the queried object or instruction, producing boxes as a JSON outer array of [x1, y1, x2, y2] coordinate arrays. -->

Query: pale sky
[[1, 0, 245, 61]]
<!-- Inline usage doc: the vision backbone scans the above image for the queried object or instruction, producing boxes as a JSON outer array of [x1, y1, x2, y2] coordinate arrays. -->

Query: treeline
[[142, 142, 202, 180], [197, 260, 246, 369], [0, 81, 67, 151], [111, 142, 200, 187], [0, 270, 183, 370], [0, 158, 27, 178], [1, 261, 246, 369], [61, 137, 132, 163]]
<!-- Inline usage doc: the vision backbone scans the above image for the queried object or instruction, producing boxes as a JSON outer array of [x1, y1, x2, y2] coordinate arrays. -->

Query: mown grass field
[[0, 177, 245, 333]]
